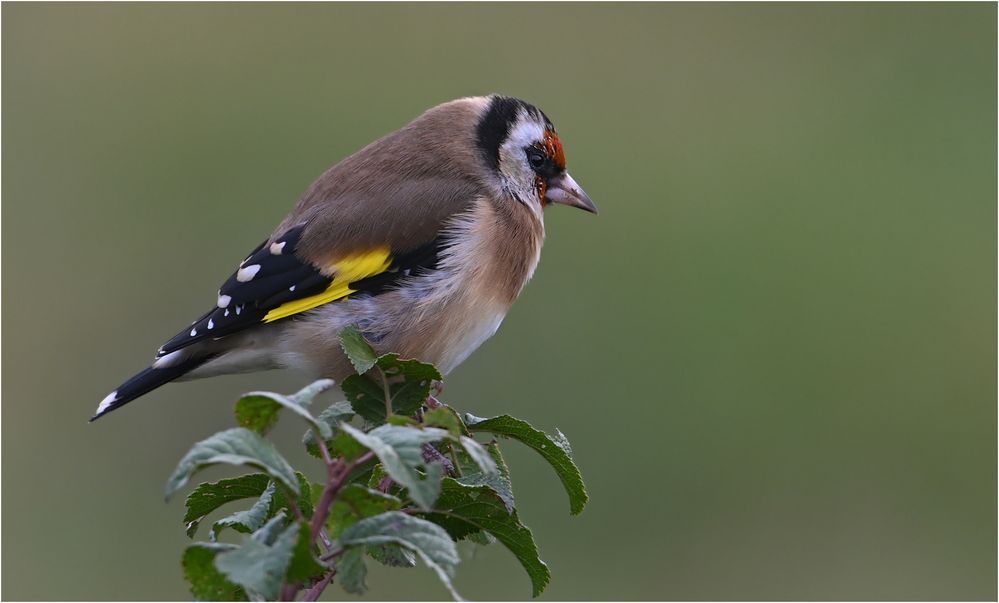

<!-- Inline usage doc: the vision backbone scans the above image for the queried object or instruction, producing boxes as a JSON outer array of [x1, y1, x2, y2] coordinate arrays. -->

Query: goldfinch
[[93, 95, 596, 421]]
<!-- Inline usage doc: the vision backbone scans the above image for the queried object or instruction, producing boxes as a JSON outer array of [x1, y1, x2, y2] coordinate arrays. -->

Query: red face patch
[[535, 176, 547, 207], [543, 129, 566, 171]]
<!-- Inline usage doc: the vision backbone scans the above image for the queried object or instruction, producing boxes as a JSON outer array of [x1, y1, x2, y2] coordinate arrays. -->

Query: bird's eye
[[527, 150, 546, 170]]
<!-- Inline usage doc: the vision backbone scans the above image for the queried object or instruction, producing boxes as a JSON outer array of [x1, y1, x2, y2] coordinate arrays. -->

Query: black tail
[[90, 355, 211, 422]]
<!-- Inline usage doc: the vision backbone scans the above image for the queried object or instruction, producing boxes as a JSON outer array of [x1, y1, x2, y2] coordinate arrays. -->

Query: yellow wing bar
[[262, 247, 392, 323]]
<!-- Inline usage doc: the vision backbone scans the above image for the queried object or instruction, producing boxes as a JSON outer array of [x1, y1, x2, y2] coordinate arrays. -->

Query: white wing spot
[[217, 294, 232, 309], [207, 319, 214, 330], [237, 264, 261, 282], [96, 391, 118, 415], [153, 350, 183, 369], [289, 285, 296, 292], [190, 327, 198, 337], [270, 241, 286, 255], [236, 305, 242, 315], [224, 308, 230, 317]]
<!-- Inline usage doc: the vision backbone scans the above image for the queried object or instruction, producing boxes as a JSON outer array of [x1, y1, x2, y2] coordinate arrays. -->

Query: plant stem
[[309, 450, 375, 546], [379, 368, 393, 418], [302, 569, 337, 602]]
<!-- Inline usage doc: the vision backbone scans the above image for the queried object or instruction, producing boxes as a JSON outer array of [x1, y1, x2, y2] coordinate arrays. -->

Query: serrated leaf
[[339, 511, 462, 600], [423, 406, 468, 437], [183, 543, 246, 601], [457, 441, 515, 512], [387, 414, 420, 427], [184, 474, 271, 537], [376, 354, 442, 416], [341, 423, 448, 510], [466, 530, 498, 546], [326, 484, 402, 538], [236, 386, 333, 440], [337, 546, 369, 594], [457, 436, 498, 476], [273, 472, 315, 520], [210, 482, 277, 541], [340, 375, 386, 424], [339, 324, 379, 374], [286, 521, 325, 584], [342, 354, 442, 423], [304, 401, 355, 458], [368, 543, 417, 567], [215, 520, 299, 600], [466, 414, 588, 515], [233, 395, 283, 435], [423, 478, 549, 597], [252, 512, 288, 545], [367, 464, 389, 489], [166, 428, 299, 500], [289, 379, 337, 406]]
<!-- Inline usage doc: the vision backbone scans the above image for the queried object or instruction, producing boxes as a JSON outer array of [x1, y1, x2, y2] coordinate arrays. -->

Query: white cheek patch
[[500, 118, 545, 176], [506, 118, 545, 152], [497, 113, 547, 212]]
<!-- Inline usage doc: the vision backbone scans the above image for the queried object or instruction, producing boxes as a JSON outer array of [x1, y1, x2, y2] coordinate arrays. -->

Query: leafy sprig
[[169, 325, 588, 600]]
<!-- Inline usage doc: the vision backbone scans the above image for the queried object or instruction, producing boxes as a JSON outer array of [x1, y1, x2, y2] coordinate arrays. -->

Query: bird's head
[[475, 95, 597, 217]]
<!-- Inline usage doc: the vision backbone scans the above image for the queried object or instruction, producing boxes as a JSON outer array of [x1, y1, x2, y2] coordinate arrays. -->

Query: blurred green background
[[3, 3, 995, 600]]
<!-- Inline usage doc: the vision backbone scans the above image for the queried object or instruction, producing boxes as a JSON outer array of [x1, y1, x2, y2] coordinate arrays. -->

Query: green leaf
[[252, 512, 289, 545], [337, 546, 369, 594], [377, 354, 442, 416], [457, 435, 498, 476], [466, 531, 497, 546], [233, 395, 283, 435], [341, 423, 448, 510], [423, 406, 468, 437], [210, 482, 277, 541], [326, 484, 402, 537], [367, 464, 389, 489], [339, 511, 462, 600], [457, 441, 515, 513], [166, 428, 300, 500], [343, 354, 442, 423], [184, 474, 271, 538], [236, 383, 334, 440], [387, 414, 420, 427], [424, 478, 549, 597], [289, 379, 338, 406], [286, 521, 325, 584], [271, 472, 315, 520], [339, 324, 380, 374], [215, 521, 300, 600], [368, 543, 417, 567], [183, 543, 246, 601], [466, 414, 588, 515], [340, 375, 386, 423], [303, 401, 355, 458]]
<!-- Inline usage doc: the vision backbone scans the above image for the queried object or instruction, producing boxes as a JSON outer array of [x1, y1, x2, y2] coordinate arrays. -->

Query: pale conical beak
[[546, 172, 598, 214]]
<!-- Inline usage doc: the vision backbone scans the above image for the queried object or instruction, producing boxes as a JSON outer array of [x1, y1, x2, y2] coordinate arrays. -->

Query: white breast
[[433, 303, 508, 374]]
